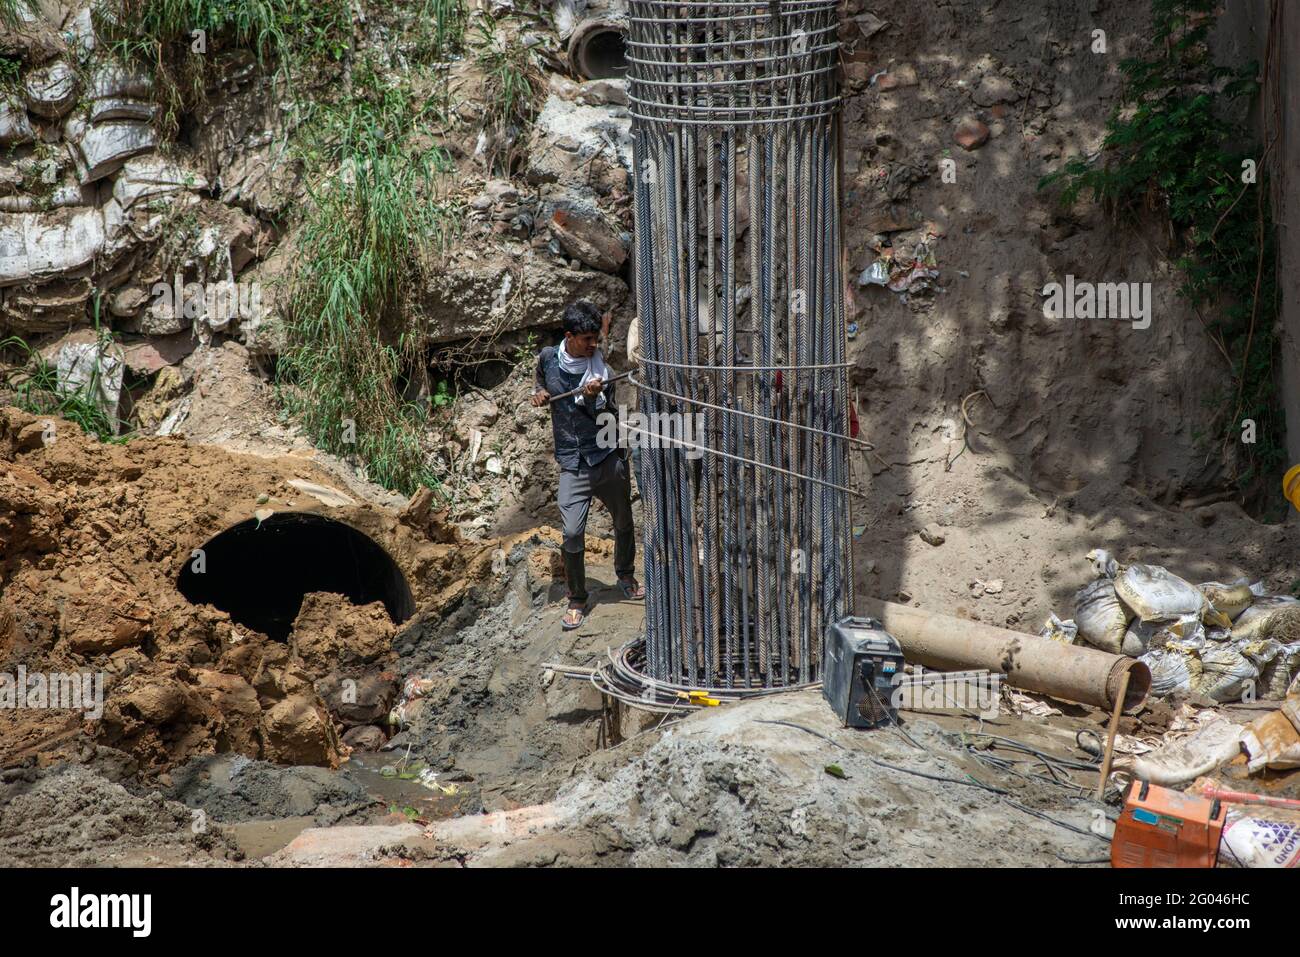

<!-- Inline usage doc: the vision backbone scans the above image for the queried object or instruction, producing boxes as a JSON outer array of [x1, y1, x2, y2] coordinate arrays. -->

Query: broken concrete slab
[[548, 207, 626, 273]]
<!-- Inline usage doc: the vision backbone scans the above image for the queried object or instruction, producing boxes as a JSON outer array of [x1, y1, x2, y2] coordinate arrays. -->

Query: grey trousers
[[558, 452, 636, 604]]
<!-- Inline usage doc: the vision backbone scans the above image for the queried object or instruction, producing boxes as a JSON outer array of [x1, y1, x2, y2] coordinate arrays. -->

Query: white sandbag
[[1245, 640, 1300, 700], [24, 60, 78, 119], [1130, 718, 1244, 786], [1218, 804, 1300, 868], [1075, 578, 1133, 654], [1124, 614, 1203, 657], [1232, 597, 1300, 642], [0, 97, 36, 147], [0, 208, 108, 286], [1139, 646, 1200, 697], [1115, 563, 1206, 623], [68, 119, 157, 184], [1232, 606, 1269, 642], [1199, 582, 1255, 622], [1193, 645, 1259, 703]]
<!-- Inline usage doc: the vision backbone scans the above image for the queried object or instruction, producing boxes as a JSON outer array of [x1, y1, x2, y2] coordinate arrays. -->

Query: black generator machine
[[822, 616, 906, 729]]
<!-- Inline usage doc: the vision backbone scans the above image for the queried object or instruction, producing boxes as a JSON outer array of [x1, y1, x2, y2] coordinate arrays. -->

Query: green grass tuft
[[277, 64, 460, 496], [471, 9, 542, 174], [1, 330, 127, 444], [0, 0, 22, 28]]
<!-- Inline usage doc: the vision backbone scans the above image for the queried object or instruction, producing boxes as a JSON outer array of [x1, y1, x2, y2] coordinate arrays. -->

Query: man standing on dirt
[[531, 300, 644, 630]]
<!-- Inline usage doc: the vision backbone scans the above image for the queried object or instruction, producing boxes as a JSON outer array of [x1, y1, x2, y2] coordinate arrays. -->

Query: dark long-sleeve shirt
[[536, 344, 618, 470]]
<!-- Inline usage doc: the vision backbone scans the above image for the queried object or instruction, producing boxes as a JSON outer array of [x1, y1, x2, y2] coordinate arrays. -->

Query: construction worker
[[531, 300, 644, 631]]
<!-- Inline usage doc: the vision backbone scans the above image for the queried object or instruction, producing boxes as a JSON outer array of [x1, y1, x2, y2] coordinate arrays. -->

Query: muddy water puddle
[[339, 753, 478, 823]]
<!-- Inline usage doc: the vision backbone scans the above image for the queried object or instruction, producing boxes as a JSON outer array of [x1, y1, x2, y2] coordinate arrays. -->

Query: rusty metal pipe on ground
[[861, 598, 1150, 712]]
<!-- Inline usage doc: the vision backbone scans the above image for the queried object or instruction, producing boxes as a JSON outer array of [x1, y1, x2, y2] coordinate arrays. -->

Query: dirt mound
[[291, 593, 395, 675], [421, 690, 1107, 867], [0, 764, 241, 867], [0, 406, 506, 774]]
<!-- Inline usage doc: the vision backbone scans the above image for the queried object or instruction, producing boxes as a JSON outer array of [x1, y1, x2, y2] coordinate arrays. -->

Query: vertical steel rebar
[[628, 0, 850, 690]]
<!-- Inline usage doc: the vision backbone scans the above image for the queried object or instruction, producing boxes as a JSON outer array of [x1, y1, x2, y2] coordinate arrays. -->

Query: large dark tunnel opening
[[177, 512, 416, 641]]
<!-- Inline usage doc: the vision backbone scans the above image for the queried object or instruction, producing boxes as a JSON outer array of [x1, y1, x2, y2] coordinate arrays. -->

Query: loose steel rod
[[626, 373, 873, 448], [619, 424, 862, 497]]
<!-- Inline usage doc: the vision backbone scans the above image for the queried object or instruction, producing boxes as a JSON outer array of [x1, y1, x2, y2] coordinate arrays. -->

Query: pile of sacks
[[1044, 549, 1300, 703]]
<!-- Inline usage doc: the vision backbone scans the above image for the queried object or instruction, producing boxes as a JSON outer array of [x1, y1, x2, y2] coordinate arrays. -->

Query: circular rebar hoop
[[629, 1, 852, 692]]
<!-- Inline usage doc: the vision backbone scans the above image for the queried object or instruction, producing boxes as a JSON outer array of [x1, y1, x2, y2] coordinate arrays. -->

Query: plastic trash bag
[[857, 259, 889, 286], [1038, 613, 1078, 645], [1115, 563, 1207, 623], [1075, 578, 1133, 654]]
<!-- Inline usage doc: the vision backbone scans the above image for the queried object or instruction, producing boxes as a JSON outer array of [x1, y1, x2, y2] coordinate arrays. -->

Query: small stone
[[919, 523, 946, 546], [876, 64, 918, 91], [954, 117, 990, 151], [984, 579, 1004, 595], [341, 725, 386, 751]]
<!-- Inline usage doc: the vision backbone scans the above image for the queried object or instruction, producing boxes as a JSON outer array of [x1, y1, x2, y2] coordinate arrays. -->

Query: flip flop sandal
[[561, 605, 586, 631], [618, 577, 645, 600]]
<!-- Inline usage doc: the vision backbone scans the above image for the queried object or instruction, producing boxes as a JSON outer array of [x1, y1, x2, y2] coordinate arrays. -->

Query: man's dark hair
[[562, 300, 603, 336]]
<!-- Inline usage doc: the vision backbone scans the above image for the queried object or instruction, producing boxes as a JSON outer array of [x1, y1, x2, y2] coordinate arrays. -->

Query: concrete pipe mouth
[[177, 512, 415, 641], [569, 18, 628, 80]]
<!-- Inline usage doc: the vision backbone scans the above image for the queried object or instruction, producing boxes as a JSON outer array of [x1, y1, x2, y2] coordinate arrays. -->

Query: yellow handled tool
[[678, 690, 720, 707]]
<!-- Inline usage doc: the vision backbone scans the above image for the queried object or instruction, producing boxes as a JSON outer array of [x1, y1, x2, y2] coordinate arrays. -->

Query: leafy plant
[[0, 324, 127, 444], [414, 0, 468, 62], [0, 0, 21, 29], [0, 55, 22, 91], [277, 63, 460, 495], [513, 330, 538, 368], [471, 9, 542, 173], [92, 0, 352, 135], [1039, 0, 1280, 495]]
